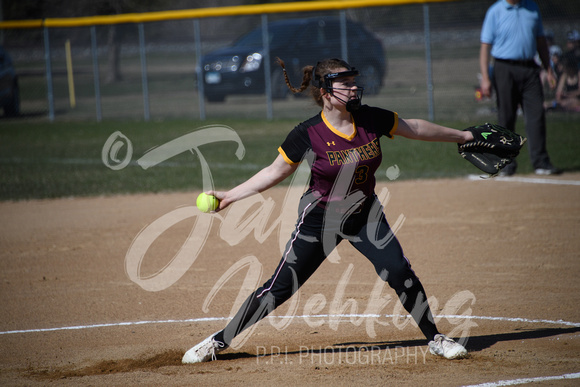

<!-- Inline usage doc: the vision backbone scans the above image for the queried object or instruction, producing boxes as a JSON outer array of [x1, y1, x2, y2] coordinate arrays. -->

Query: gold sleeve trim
[[388, 112, 399, 138], [278, 147, 297, 165]]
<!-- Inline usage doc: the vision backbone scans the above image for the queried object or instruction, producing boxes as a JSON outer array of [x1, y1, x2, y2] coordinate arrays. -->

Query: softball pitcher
[[183, 58, 472, 363]]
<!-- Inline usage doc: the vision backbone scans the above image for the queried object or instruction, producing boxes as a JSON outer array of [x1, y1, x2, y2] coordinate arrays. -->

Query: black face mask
[[329, 87, 364, 112], [346, 98, 361, 112]]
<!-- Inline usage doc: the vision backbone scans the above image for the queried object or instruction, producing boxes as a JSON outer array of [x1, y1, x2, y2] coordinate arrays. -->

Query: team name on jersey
[[326, 138, 381, 166]]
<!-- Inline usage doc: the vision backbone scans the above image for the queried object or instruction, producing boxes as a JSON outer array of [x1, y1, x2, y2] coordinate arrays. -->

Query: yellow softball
[[196, 193, 220, 213]]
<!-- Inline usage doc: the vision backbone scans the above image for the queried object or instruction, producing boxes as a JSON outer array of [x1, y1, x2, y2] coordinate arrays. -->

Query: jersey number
[[354, 165, 369, 185]]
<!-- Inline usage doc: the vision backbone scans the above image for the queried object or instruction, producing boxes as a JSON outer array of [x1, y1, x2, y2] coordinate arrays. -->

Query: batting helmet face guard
[[312, 59, 364, 112]]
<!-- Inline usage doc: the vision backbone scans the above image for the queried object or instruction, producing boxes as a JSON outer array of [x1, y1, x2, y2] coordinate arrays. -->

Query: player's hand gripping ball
[[196, 193, 220, 213]]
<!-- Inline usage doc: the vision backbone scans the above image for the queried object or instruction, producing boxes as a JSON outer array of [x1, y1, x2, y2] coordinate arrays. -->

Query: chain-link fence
[[1, 0, 579, 123]]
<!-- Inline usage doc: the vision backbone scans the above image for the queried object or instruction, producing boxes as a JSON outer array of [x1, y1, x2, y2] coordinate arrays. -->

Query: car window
[[233, 28, 263, 47], [347, 22, 369, 41], [299, 20, 340, 48], [322, 20, 340, 45], [233, 23, 300, 48]]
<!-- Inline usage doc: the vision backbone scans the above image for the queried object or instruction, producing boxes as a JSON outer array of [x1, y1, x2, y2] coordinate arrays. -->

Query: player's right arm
[[209, 154, 299, 212], [479, 43, 493, 98], [479, 4, 496, 99]]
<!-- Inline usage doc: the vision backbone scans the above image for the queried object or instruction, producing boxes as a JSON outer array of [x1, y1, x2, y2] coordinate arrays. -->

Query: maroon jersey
[[278, 105, 398, 203]]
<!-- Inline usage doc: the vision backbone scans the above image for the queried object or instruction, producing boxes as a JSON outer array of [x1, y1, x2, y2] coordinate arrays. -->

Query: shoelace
[[209, 339, 226, 361]]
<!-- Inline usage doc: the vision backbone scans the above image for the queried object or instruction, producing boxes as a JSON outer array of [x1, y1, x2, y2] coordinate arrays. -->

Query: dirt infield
[[1, 174, 579, 386]]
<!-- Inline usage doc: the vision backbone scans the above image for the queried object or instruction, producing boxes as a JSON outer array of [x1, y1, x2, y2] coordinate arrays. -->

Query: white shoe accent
[[534, 168, 561, 176], [182, 333, 226, 364], [428, 334, 468, 359]]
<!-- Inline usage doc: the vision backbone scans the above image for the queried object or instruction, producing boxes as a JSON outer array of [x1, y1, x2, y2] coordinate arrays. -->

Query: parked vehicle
[[201, 17, 387, 102], [0, 46, 20, 117]]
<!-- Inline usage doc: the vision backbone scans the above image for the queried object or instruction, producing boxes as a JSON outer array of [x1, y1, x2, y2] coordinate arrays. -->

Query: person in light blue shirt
[[479, 0, 560, 176]]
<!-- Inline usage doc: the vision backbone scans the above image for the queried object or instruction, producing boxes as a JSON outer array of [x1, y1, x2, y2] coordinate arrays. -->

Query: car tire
[[359, 64, 382, 96], [205, 92, 226, 103], [4, 79, 20, 117], [271, 68, 289, 100]]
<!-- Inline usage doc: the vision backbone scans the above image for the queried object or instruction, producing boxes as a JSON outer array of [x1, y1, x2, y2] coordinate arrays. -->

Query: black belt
[[494, 58, 538, 67]]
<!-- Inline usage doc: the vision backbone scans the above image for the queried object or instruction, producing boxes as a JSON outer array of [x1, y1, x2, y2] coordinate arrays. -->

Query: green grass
[[0, 115, 579, 201]]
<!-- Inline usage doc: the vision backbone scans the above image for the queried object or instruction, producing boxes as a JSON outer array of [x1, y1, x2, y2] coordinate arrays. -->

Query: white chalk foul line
[[463, 372, 580, 387], [0, 317, 230, 335], [467, 174, 580, 186], [3, 315, 578, 386], [1, 314, 579, 336]]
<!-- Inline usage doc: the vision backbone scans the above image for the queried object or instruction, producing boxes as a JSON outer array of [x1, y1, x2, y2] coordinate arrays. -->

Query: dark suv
[[201, 17, 386, 102], [0, 46, 19, 117]]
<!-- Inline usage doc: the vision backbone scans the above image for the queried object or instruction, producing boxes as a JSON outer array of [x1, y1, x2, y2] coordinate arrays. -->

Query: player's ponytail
[[276, 57, 323, 106], [276, 57, 312, 93]]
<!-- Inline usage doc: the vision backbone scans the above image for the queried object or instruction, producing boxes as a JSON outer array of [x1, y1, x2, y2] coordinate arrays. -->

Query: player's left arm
[[396, 118, 473, 144]]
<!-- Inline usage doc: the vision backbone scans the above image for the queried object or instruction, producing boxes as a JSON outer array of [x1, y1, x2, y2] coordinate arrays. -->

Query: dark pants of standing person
[[214, 194, 440, 347], [493, 59, 553, 172]]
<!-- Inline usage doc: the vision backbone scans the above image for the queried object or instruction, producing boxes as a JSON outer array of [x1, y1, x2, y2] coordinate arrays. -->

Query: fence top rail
[[0, 0, 454, 29]]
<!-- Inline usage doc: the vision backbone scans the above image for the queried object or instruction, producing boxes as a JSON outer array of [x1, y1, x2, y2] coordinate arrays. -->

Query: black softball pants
[[217, 195, 439, 346]]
